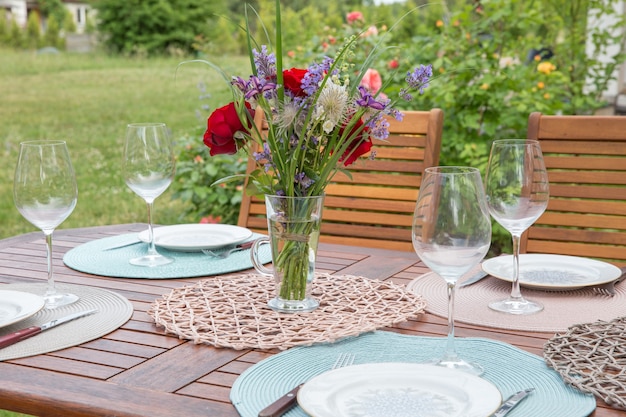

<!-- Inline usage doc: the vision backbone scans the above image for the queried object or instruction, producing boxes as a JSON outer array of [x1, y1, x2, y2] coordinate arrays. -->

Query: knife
[[491, 388, 535, 417], [458, 269, 489, 288], [0, 309, 98, 349], [257, 384, 303, 417], [102, 238, 142, 251]]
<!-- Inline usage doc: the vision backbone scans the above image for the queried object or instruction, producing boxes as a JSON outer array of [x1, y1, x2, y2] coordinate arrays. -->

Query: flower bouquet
[[200, 0, 432, 311]]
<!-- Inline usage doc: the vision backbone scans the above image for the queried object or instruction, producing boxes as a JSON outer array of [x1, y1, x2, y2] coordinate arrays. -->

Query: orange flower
[[537, 62, 556, 74], [537, 81, 545, 89], [480, 83, 489, 90], [436, 20, 444, 28], [543, 93, 551, 99]]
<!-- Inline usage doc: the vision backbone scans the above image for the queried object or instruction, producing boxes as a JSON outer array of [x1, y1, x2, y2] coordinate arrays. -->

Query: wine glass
[[484, 139, 549, 315], [123, 123, 176, 267], [14, 140, 79, 308], [412, 166, 492, 375]]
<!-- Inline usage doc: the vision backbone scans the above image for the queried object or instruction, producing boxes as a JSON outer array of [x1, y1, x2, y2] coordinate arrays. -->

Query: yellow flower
[[480, 83, 489, 90], [543, 93, 551, 99], [537, 81, 545, 89], [436, 20, 444, 27], [537, 62, 556, 75]]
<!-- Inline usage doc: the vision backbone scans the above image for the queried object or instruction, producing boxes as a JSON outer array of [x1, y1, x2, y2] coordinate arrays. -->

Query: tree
[[39, 0, 67, 27], [43, 14, 63, 49], [25, 12, 42, 49], [94, 0, 220, 55]]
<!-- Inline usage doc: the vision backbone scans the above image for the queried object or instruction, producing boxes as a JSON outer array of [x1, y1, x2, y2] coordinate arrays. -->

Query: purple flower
[[400, 64, 433, 101], [356, 86, 386, 110], [236, 75, 277, 100], [302, 57, 335, 96], [295, 172, 314, 190], [253, 46, 276, 79], [253, 143, 274, 172]]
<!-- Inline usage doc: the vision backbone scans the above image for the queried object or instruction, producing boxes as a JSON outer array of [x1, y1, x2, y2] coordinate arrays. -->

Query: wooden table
[[0, 223, 622, 417]]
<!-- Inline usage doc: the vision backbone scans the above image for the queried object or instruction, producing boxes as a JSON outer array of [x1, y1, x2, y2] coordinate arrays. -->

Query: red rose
[[340, 118, 372, 166], [282, 68, 308, 97], [203, 102, 254, 156], [388, 59, 399, 70]]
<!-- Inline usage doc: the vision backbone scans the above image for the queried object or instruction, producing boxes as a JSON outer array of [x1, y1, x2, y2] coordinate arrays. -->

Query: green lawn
[[0, 48, 247, 416], [0, 48, 247, 241]]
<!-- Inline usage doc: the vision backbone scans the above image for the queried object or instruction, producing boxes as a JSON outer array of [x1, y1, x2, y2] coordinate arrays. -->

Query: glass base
[[267, 296, 319, 313], [428, 355, 484, 376], [489, 297, 543, 315], [129, 254, 174, 267], [44, 292, 79, 309]]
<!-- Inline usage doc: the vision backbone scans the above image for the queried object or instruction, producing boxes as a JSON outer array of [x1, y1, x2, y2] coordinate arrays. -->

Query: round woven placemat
[[407, 272, 626, 333], [231, 331, 596, 417], [63, 233, 271, 279], [0, 283, 133, 361], [148, 273, 426, 350], [544, 316, 626, 410]]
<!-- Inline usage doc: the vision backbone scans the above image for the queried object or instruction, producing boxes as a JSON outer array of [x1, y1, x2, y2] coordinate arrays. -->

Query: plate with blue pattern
[[482, 254, 622, 290], [297, 362, 501, 417]]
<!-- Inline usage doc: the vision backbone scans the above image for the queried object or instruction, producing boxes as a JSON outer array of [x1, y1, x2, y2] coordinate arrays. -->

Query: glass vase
[[251, 194, 324, 313]]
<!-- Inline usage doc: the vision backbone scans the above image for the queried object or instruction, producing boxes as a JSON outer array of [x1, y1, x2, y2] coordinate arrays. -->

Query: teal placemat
[[63, 233, 271, 279], [231, 331, 596, 417]]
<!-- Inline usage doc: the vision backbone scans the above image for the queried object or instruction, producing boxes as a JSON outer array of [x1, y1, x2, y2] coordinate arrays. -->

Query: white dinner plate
[[482, 254, 622, 290], [0, 290, 45, 329], [297, 362, 501, 417], [138, 224, 253, 252]]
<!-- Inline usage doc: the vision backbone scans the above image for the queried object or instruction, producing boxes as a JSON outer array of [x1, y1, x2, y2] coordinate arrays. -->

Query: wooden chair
[[237, 109, 444, 251], [522, 112, 626, 267]]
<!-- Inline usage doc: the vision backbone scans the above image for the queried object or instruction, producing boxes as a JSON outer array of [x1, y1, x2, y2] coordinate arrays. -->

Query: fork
[[257, 352, 355, 417], [201, 240, 255, 259], [592, 266, 626, 296]]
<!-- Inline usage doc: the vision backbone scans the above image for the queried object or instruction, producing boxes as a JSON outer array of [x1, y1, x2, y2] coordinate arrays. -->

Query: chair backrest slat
[[522, 112, 626, 266], [237, 109, 444, 251]]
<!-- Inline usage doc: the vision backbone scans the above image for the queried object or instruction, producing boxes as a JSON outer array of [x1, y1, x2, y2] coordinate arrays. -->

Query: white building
[[0, 0, 93, 34]]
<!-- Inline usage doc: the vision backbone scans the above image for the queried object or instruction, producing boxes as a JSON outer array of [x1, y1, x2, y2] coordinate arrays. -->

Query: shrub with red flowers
[[200, 1, 432, 198]]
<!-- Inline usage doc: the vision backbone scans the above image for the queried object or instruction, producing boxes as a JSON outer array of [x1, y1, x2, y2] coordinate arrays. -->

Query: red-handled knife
[[0, 309, 98, 349]]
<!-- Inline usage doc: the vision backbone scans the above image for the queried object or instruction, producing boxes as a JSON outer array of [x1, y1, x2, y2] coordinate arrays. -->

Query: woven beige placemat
[[0, 283, 134, 361], [544, 316, 626, 410], [148, 273, 426, 350], [407, 272, 626, 333]]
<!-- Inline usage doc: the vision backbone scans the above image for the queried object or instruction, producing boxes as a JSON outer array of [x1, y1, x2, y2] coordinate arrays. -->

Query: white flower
[[277, 100, 301, 131], [315, 81, 348, 133]]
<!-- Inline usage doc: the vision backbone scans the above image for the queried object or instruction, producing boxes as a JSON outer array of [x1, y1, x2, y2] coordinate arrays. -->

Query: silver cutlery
[[202, 240, 255, 259], [592, 266, 626, 296], [257, 352, 355, 417], [0, 309, 98, 349], [458, 269, 488, 288], [490, 388, 534, 417]]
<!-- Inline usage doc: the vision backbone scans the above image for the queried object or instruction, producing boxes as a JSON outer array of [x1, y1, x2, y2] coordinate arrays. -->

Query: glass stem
[[146, 201, 158, 256], [510, 233, 523, 299], [44, 231, 56, 298], [444, 281, 458, 360]]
